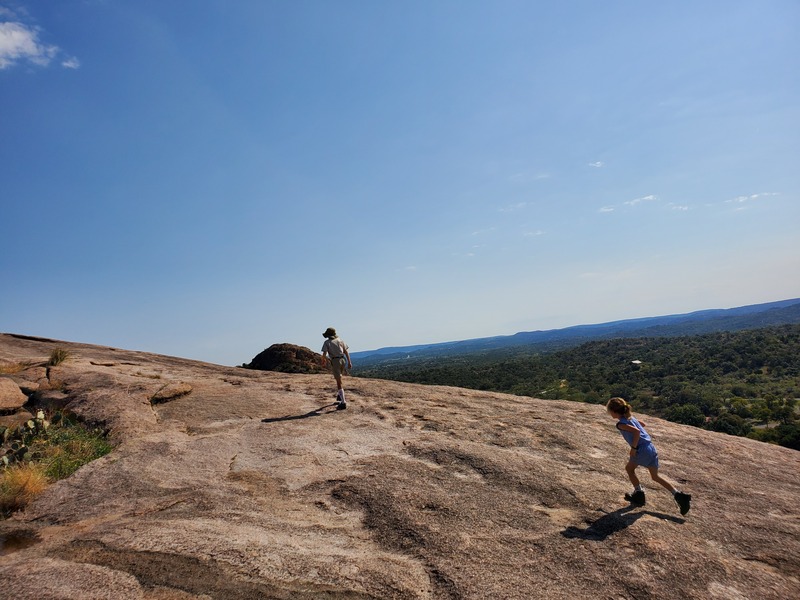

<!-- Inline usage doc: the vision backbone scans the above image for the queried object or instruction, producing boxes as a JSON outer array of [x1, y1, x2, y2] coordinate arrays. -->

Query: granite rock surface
[[0, 333, 798, 600]]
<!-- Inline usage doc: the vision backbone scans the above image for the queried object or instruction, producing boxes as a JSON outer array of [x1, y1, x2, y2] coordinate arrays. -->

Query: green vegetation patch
[[358, 324, 800, 450], [30, 418, 112, 480], [1, 412, 111, 517]]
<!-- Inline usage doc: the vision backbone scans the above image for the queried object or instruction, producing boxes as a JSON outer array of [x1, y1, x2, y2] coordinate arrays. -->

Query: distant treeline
[[356, 324, 800, 450]]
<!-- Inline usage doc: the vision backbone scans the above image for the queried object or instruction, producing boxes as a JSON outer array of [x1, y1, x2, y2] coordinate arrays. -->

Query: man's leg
[[332, 362, 346, 407]]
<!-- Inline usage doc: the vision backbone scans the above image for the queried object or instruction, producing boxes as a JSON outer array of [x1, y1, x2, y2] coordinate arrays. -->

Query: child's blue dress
[[617, 416, 660, 468]]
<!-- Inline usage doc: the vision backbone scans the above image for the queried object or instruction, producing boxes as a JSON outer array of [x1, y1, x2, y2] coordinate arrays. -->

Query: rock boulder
[[245, 342, 327, 374], [0, 378, 27, 411]]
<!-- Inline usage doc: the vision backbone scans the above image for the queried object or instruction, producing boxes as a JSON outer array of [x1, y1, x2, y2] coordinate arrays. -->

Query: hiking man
[[321, 327, 352, 409]]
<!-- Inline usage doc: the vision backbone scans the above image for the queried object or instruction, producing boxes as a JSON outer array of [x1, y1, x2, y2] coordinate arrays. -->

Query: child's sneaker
[[675, 492, 691, 515], [624, 490, 646, 506]]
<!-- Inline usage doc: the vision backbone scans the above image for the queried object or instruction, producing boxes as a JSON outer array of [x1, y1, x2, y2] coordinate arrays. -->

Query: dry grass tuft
[[0, 361, 31, 374], [0, 463, 49, 515]]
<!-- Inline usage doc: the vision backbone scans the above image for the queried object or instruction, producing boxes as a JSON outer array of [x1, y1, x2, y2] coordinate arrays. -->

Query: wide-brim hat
[[323, 327, 337, 338]]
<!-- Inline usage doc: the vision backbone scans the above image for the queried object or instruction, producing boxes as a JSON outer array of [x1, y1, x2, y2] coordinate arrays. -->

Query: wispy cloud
[[599, 194, 661, 214], [454, 243, 484, 258], [471, 227, 496, 236], [588, 161, 604, 168], [725, 192, 779, 212], [624, 194, 658, 207], [668, 203, 689, 211], [0, 10, 77, 70], [726, 192, 779, 204], [524, 229, 545, 237]]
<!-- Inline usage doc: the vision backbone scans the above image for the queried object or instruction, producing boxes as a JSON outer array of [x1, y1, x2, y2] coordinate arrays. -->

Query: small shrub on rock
[[48, 348, 70, 366]]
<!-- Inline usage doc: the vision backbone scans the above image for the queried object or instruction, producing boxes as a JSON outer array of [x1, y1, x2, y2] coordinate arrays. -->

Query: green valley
[[356, 324, 800, 450]]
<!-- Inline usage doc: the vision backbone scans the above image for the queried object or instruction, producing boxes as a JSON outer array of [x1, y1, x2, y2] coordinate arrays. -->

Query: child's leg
[[625, 461, 641, 488], [648, 466, 691, 514], [647, 467, 677, 493]]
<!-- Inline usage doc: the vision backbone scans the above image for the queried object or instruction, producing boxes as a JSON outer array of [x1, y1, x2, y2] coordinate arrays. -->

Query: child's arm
[[616, 423, 642, 455]]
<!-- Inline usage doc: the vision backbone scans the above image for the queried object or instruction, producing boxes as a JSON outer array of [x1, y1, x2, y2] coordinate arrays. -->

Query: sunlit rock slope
[[0, 333, 798, 599]]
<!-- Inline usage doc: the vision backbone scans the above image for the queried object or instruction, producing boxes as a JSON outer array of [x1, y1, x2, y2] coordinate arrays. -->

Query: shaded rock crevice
[[52, 539, 379, 600]]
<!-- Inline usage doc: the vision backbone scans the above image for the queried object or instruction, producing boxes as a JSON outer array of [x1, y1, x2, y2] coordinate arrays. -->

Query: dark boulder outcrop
[[245, 343, 327, 374]]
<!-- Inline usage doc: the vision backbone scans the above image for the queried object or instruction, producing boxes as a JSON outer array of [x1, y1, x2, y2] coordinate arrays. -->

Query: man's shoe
[[336, 401, 347, 410], [675, 492, 691, 516], [624, 490, 646, 506]]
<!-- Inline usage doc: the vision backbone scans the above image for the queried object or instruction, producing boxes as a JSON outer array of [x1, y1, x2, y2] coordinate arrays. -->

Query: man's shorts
[[330, 356, 347, 378]]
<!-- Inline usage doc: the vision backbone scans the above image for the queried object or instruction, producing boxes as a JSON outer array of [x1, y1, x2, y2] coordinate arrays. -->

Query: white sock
[[338, 390, 346, 402]]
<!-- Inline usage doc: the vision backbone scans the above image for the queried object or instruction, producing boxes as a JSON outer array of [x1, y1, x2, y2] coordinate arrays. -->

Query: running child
[[606, 397, 692, 515]]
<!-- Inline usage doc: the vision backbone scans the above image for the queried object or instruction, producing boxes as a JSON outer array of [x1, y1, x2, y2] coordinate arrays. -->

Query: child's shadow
[[561, 505, 685, 541], [261, 403, 340, 423]]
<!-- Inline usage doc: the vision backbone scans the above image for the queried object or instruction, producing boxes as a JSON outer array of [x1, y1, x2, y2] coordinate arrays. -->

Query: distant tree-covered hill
[[356, 324, 800, 450], [353, 298, 800, 367]]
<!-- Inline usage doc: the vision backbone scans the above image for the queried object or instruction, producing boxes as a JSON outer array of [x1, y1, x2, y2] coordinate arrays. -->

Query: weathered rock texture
[[246, 343, 328, 374], [0, 378, 28, 411], [0, 333, 798, 599]]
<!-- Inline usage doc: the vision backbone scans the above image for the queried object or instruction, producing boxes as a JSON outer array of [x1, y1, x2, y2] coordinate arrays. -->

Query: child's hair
[[606, 397, 632, 418]]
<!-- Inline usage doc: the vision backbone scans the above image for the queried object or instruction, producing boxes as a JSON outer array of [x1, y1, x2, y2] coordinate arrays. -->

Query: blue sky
[[1, 1, 798, 365]]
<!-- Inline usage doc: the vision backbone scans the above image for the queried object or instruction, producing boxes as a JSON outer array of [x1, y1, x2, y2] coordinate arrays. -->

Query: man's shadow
[[561, 505, 685, 541], [261, 403, 341, 424]]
